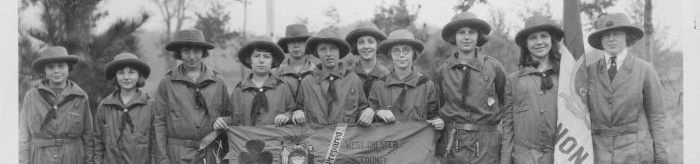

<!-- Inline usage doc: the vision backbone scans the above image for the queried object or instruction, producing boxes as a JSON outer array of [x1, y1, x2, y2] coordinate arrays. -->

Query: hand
[[213, 117, 228, 130], [358, 108, 375, 126], [274, 114, 290, 126], [427, 118, 444, 130], [376, 109, 396, 123], [292, 110, 306, 124]]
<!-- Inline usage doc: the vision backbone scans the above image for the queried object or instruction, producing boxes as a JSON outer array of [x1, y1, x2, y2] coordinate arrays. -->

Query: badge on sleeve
[[487, 97, 496, 106]]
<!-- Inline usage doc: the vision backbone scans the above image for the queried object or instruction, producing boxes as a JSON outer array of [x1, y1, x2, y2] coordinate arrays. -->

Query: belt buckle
[[54, 139, 64, 146], [186, 140, 196, 148]]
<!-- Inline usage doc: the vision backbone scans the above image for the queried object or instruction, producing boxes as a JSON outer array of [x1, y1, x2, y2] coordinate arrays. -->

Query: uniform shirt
[[296, 63, 370, 125], [348, 61, 390, 98], [19, 80, 94, 164], [368, 68, 439, 122], [94, 90, 155, 164], [230, 74, 295, 126], [604, 48, 627, 71]]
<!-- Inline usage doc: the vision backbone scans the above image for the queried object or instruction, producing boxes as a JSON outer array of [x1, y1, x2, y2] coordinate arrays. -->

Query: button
[[53, 154, 58, 158], [259, 88, 264, 92], [539, 110, 544, 114], [123, 108, 128, 112], [539, 91, 544, 95], [462, 66, 467, 70], [330, 77, 334, 80]]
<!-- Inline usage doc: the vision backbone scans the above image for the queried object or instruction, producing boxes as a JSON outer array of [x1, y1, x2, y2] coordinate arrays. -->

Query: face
[[526, 31, 553, 59], [390, 45, 414, 70], [287, 41, 307, 58], [179, 47, 204, 68], [44, 62, 70, 86], [601, 30, 628, 54], [455, 27, 479, 53], [317, 43, 340, 69], [116, 67, 141, 90], [356, 36, 378, 60], [250, 49, 273, 74]]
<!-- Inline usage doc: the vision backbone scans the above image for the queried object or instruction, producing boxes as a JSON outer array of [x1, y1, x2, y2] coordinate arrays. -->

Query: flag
[[224, 122, 440, 164], [554, 0, 594, 164]]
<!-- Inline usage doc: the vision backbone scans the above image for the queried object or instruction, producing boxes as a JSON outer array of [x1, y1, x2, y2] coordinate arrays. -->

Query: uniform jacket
[[230, 74, 295, 126], [505, 66, 559, 164], [275, 58, 316, 100], [19, 80, 94, 164], [586, 54, 668, 164], [368, 68, 439, 122], [153, 64, 232, 164], [348, 61, 390, 98], [434, 52, 512, 164], [296, 63, 370, 125], [94, 90, 155, 164]]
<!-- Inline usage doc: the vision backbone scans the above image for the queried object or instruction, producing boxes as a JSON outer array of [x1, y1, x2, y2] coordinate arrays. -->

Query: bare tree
[[642, 0, 654, 64], [152, 0, 192, 40], [453, 0, 488, 14]]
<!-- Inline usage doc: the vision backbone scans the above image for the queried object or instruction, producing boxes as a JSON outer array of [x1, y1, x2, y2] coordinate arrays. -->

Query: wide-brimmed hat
[[345, 22, 387, 55], [165, 29, 215, 53], [238, 36, 285, 69], [441, 12, 491, 46], [105, 52, 151, 79], [277, 24, 312, 53], [377, 29, 424, 57], [515, 16, 564, 46], [31, 46, 79, 72], [587, 13, 644, 50], [305, 28, 351, 59]]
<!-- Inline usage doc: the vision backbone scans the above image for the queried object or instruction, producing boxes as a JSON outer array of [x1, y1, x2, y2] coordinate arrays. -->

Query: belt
[[168, 138, 200, 148], [445, 122, 498, 131], [592, 125, 638, 137], [514, 138, 553, 153], [32, 137, 80, 147]]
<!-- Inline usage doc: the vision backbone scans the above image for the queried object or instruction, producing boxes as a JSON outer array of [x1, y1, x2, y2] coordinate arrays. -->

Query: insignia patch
[[487, 97, 496, 106]]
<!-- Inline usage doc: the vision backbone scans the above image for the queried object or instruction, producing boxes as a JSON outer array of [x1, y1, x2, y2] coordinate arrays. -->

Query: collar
[[517, 66, 556, 77], [169, 63, 218, 84], [313, 62, 349, 83], [238, 73, 281, 91], [445, 51, 485, 71], [276, 57, 315, 76], [385, 67, 422, 87], [604, 48, 628, 65], [350, 61, 390, 78], [101, 89, 149, 108], [36, 80, 86, 98]]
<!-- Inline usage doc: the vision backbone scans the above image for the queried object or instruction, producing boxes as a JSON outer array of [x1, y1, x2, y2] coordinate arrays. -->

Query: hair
[[518, 35, 561, 73], [387, 45, 418, 61], [445, 30, 488, 47], [173, 46, 210, 60], [109, 66, 146, 88], [244, 48, 276, 68], [625, 33, 640, 46]]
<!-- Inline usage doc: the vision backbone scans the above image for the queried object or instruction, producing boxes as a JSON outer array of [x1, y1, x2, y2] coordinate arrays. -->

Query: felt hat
[[441, 12, 491, 46], [377, 29, 424, 57], [587, 13, 644, 50], [305, 28, 351, 59], [165, 29, 215, 59], [345, 22, 387, 55], [515, 16, 564, 46], [238, 36, 285, 69], [31, 46, 79, 72], [104, 52, 150, 79], [277, 24, 312, 53]]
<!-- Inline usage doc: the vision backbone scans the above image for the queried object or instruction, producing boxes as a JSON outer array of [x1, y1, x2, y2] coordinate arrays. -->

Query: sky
[[19, 0, 685, 50]]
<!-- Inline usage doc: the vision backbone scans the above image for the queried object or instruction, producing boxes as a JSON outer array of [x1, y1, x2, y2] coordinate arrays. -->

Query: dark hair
[[518, 35, 561, 73], [625, 34, 640, 47], [173, 46, 210, 60], [445, 30, 489, 47], [109, 66, 146, 88]]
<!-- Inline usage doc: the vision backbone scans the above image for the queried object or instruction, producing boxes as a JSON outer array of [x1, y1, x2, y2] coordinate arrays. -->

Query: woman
[[505, 16, 564, 164], [19, 46, 94, 164], [230, 37, 297, 126], [345, 22, 390, 98], [368, 29, 443, 129], [93, 52, 155, 164]]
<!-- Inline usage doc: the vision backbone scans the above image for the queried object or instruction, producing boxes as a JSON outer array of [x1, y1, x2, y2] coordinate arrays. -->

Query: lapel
[[595, 58, 614, 92], [610, 54, 635, 90]]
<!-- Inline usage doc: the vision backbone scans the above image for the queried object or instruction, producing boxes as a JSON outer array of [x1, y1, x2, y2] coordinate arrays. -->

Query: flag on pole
[[554, 0, 594, 164]]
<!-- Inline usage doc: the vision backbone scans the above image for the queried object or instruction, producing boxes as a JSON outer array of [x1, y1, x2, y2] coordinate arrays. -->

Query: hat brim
[[164, 41, 215, 51], [345, 29, 387, 55], [305, 37, 351, 59], [238, 41, 285, 69], [32, 55, 79, 72], [377, 38, 424, 56], [277, 36, 311, 53], [587, 25, 644, 50], [105, 59, 151, 79], [515, 24, 564, 46], [442, 19, 491, 46]]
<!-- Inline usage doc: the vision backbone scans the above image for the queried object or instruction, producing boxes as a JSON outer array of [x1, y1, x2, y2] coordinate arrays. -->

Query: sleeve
[[81, 97, 95, 164], [229, 85, 243, 126], [92, 103, 106, 164], [153, 80, 172, 164], [499, 75, 515, 164], [149, 105, 158, 164], [218, 80, 233, 117], [281, 84, 296, 124], [18, 91, 33, 164], [426, 82, 440, 120], [642, 64, 669, 164]]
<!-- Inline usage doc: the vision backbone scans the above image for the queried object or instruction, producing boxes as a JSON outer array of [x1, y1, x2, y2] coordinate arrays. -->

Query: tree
[[453, 0, 487, 14], [152, 0, 193, 68], [194, 0, 240, 49], [580, 0, 617, 30], [19, 0, 149, 111], [372, 0, 421, 36]]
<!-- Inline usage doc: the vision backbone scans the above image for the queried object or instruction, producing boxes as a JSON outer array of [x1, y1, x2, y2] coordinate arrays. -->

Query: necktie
[[609, 56, 617, 81], [456, 64, 471, 100], [117, 105, 135, 142], [531, 69, 556, 91], [38, 89, 72, 130], [358, 74, 377, 98], [249, 87, 269, 126], [326, 75, 337, 114], [185, 81, 214, 115], [389, 83, 409, 113]]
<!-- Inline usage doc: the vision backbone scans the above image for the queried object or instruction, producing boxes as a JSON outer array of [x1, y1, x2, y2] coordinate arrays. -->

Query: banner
[[224, 122, 440, 164], [555, 0, 594, 163]]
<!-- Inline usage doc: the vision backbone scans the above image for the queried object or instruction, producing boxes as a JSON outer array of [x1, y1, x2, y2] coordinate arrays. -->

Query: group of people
[[19, 11, 667, 164]]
